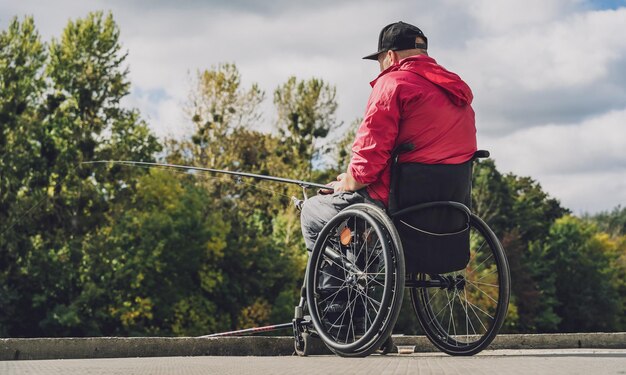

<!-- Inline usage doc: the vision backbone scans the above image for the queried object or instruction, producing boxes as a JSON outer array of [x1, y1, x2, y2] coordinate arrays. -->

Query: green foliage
[[0, 16, 47, 335], [83, 170, 229, 335], [330, 117, 360, 175], [590, 232, 626, 331], [186, 63, 265, 168], [505, 175, 568, 243], [1, 12, 160, 337], [274, 76, 339, 179], [585, 205, 626, 238], [471, 160, 572, 332], [471, 159, 512, 233], [165, 63, 315, 333], [534, 216, 620, 332]]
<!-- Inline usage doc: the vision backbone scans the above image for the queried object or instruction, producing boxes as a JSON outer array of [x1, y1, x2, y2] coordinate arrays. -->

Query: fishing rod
[[0, 160, 332, 339], [81, 160, 334, 202], [81, 159, 331, 339], [199, 322, 293, 338]]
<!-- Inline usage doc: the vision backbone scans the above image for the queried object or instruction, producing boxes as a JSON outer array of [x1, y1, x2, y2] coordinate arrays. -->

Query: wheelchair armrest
[[473, 150, 490, 159]]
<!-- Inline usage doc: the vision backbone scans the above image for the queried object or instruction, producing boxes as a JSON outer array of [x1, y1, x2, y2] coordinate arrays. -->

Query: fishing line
[[2, 161, 313, 237], [105, 162, 296, 200], [1, 194, 49, 236]]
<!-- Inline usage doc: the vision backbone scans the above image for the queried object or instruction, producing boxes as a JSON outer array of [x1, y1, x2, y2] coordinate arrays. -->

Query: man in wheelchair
[[299, 21, 477, 341]]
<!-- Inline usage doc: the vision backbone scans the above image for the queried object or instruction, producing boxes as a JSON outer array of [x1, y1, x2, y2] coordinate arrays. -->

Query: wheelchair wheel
[[411, 214, 510, 356], [306, 205, 405, 357]]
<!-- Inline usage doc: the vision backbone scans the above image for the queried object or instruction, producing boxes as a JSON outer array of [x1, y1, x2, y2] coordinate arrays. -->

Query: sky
[[1, 0, 625, 214]]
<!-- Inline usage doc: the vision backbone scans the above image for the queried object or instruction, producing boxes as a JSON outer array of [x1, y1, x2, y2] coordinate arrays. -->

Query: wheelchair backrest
[[388, 150, 481, 274], [389, 160, 472, 214]]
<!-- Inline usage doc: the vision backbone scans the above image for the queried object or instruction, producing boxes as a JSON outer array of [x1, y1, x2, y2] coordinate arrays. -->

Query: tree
[[0, 12, 160, 336], [470, 160, 570, 332], [81, 170, 229, 335], [505, 175, 568, 244], [585, 205, 626, 238], [274, 77, 339, 180], [471, 159, 512, 233], [0, 16, 47, 336], [186, 63, 264, 168], [166, 64, 311, 333], [590, 231, 626, 331], [333, 119, 360, 174], [534, 216, 620, 332]]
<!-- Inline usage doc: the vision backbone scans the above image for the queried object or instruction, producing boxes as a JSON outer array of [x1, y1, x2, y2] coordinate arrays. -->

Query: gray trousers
[[300, 190, 383, 251]]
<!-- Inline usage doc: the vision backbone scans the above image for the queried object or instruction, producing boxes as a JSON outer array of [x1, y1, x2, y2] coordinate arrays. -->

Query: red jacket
[[349, 55, 477, 206]]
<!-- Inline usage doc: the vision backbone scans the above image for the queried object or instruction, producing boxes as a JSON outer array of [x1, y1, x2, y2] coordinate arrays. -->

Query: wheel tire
[[411, 214, 511, 356], [306, 205, 405, 357]]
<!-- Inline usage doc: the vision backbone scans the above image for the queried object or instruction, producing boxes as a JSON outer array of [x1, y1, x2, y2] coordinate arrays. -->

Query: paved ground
[[3, 333, 625, 360], [1, 349, 625, 375]]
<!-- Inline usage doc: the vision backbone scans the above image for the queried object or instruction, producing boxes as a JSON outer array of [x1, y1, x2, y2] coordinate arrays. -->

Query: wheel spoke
[[465, 299, 495, 322], [364, 238, 382, 271], [365, 275, 385, 288], [474, 268, 499, 283], [358, 289, 371, 332], [424, 291, 455, 327], [318, 284, 348, 305], [328, 293, 352, 333], [465, 299, 490, 332], [320, 269, 347, 284], [322, 253, 353, 275], [458, 287, 478, 339], [345, 287, 356, 343], [466, 280, 499, 305], [447, 290, 458, 341], [467, 253, 493, 277], [470, 280, 499, 288]]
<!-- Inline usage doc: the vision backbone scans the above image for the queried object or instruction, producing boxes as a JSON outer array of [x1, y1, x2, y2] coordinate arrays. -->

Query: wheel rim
[[307, 209, 397, 352], [412, 216, 510, 354]]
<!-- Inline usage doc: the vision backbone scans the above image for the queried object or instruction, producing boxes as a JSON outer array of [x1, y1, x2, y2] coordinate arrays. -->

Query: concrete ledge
[[393, 332, 626, 352], [1, 333, 625, 360]]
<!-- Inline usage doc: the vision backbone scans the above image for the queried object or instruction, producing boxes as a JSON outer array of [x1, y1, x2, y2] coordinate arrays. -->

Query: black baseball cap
[[363, 21, 428, 60]]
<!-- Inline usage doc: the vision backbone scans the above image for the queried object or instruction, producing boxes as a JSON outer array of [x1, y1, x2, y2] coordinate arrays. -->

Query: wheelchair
[[292, 149, 511, 357]]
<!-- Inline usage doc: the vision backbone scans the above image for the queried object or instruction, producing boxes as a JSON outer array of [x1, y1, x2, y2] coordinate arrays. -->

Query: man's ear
[[389, 50, 400, 64]]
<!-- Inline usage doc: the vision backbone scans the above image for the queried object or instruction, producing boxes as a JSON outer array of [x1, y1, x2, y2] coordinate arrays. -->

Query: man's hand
[[319, 173, 347, 194], [318, 171, 367, 195]]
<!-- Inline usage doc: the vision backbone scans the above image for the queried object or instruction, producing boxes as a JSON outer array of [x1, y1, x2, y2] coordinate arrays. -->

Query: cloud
[[473, 11, 626, 91], [447, 0, 581, 34], [539, 171, 626, 215], [108, 0, 367, 17], [444, 7, 626, 135], [116, 0, 401, 136], [484, 109, 626, 213]]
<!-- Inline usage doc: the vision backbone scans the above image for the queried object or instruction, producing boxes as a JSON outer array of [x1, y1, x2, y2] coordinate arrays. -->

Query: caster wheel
[[294, 332, 312, 356], [377, 336, 394, 355]]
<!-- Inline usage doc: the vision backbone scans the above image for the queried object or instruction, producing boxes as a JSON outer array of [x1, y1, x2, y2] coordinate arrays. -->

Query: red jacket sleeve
[[349, 75, 401, 185]]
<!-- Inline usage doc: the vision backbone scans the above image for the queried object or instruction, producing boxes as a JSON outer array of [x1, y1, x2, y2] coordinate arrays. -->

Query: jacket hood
[[374, 55, 473, 106]]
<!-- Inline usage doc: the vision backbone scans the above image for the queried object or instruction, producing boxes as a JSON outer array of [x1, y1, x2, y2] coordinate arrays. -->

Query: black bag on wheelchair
[[389, 160, 472, 274]]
